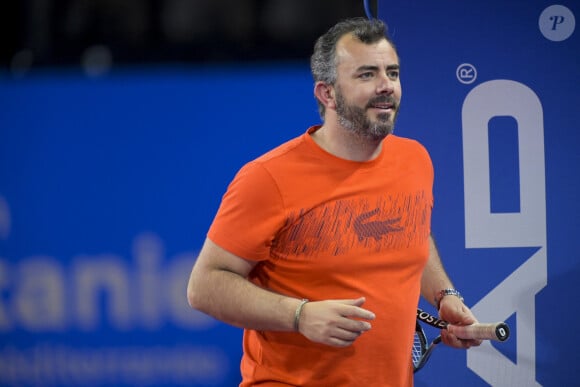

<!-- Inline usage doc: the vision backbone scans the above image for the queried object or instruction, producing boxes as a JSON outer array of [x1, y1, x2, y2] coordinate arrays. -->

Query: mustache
[[365, 96, 399, 110]]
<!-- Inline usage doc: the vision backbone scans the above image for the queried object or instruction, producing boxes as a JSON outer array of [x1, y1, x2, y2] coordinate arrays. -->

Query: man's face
[[332, 35, 402, 140]]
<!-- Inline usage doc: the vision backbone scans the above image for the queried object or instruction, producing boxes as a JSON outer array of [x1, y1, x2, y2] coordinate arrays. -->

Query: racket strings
[[412, 332, 425, 366], [412, 321, 428, 368]]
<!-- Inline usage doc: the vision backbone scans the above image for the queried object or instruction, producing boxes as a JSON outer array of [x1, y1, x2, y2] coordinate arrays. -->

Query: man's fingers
[[441, 329, 481, 349], [441, 330, 465, 348], [333, 297, 376, 320], [326, 328, 366, 347], [439, 303, 478, 326], [326, 336, 356, 348], [334, 327, 363, 341], [298, 298, 375, 347], [340, 317, 372, 333], [337, 296, 367, 306]]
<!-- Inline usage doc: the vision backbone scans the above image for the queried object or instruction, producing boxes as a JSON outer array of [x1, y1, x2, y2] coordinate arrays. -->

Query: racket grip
[[447, 322, 510, 342]]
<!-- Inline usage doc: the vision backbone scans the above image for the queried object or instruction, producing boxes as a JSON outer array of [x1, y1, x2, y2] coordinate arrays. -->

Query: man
[[188, 17, 480, 386]]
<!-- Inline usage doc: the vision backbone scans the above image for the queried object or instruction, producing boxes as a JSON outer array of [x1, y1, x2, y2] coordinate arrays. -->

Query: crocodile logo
[[354, 208, 403, 241]]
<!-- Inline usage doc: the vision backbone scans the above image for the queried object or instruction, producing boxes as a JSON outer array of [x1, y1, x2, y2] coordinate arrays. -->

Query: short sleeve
[[207, 161, 286, 261]]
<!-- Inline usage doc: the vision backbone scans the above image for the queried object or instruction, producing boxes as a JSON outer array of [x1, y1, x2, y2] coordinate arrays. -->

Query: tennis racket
[[412, 320, 441, 372], [412, 308, 510, 373]]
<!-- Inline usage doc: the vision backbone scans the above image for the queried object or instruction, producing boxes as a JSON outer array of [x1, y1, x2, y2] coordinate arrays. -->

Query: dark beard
[[335, 90, 398, 141]]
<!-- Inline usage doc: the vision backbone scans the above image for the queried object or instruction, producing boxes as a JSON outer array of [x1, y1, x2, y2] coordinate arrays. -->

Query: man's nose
[[376, 73, 394, 94]]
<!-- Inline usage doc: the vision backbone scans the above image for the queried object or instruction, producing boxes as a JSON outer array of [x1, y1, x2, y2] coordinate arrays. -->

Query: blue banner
[[1, 1, 578, 385], [0, 66, 320, 386], [376, 1, 578, 386]]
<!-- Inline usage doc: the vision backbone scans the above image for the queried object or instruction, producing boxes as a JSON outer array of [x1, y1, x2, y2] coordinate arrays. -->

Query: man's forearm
[[420, 235, 455, 307], [188, 263, 301, 332]]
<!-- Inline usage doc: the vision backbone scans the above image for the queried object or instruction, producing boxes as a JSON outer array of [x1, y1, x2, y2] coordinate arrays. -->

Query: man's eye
[[387, 71, 399, 80], [360, 72, 373, 79]]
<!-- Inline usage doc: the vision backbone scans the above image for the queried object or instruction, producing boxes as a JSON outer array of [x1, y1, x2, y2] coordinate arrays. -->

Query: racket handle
[[447, 322, 510, 342]]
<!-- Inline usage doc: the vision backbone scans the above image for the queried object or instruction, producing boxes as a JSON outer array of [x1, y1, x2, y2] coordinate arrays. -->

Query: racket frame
[[412, 321, 441, 373]]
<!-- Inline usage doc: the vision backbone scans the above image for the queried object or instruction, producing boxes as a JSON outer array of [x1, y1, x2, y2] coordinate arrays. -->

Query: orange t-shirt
[[208, 126, 433, 386]]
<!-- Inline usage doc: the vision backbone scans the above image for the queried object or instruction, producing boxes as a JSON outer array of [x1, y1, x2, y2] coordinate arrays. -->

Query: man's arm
[[421, 235, 456, 306], [421, 234, 481, 348], [187, 237, 375, 347], [187, 237, 298, 330]]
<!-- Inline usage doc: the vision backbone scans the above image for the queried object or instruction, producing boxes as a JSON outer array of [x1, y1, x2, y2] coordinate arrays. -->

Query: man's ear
[[314, 81, 336, 110]]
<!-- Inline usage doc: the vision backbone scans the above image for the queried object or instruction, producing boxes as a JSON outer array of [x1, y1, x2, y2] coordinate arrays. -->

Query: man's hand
[[298, 297, 375, 347], [438, 296, 483, 349]]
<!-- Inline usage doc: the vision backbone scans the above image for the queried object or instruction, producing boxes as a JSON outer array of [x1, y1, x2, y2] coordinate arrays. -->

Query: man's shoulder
[[251, 130, 311, 166], [387, 134, 429, 153], [388, 134, 423, 145]]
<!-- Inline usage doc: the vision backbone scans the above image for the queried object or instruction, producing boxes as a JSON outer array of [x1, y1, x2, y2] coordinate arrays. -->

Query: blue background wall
[[376, 1, 579, 386], [0, 65, 318, 386], [1, 1, 578, 386]]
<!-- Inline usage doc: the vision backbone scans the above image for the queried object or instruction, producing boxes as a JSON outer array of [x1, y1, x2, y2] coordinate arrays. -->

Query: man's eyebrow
[[355, 64, 400, 72], [355, 65, 379, 73]]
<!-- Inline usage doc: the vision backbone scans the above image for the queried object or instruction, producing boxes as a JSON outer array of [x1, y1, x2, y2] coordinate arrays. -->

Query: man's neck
[[310, 124, 384, 162]]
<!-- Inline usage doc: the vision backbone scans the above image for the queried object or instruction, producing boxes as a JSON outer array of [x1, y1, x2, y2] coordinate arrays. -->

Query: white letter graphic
[[462, 80, 547, 386]]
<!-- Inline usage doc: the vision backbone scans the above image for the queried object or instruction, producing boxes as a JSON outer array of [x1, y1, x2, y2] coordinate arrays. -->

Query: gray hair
[[310, 17, 396, 119]]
